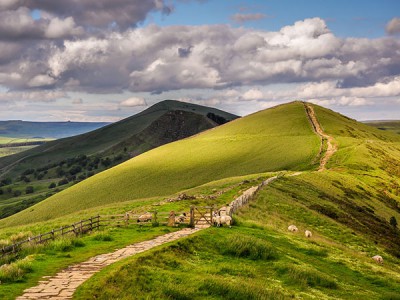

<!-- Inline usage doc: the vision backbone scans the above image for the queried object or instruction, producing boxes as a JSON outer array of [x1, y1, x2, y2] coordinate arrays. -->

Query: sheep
[[220, 215, 232, 228], [372, 255, 383, 264], [213, 212, 232, 228], [288, 225, 298, 232], [175, 212, 187, 224], [305, 230, 312, 238], [137, 212, 152, 222]]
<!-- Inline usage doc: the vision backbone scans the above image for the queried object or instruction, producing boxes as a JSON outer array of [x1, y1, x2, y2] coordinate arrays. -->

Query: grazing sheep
[[220, 215, 232, 228], [372, 255, 383, 264], [288, 225, 298, 232], [175, 212, 187, 224], [305, 230, 312, 238], [137, 212, 152, 223], [213, 212, 232, 228]]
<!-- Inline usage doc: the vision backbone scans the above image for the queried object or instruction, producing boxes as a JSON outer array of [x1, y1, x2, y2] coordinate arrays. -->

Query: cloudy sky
[[0, 0, 399, 122]]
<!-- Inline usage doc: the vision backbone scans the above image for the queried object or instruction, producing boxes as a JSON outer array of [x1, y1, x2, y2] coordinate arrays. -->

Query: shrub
[[390, 216, 398, 229], [48, 182, 56, 189], [58, 178, 68, 186], [13, 190, 22, 197], [25, 186, 34, 194], [0, 256, 34, 282]]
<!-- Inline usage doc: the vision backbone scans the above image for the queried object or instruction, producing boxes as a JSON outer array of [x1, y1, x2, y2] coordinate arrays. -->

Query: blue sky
[[0, 0, 399, 122], [146, 0, 400, 38]]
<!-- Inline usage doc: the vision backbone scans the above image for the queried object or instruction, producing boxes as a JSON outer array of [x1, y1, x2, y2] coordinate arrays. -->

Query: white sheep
[[137, 212, 152, 222], [288, 225, 298, 232], [213, 212, 232, 228], [372, 255, 383, 264], [305, 230, 312, 238]]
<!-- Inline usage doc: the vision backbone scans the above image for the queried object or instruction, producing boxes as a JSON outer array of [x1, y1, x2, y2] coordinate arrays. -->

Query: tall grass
[[223, 234, 278, 260], [0, 256, 34, 283]]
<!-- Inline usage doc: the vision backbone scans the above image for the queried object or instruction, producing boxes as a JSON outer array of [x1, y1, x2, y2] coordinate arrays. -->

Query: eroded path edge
[[303, 102, 337, 171]]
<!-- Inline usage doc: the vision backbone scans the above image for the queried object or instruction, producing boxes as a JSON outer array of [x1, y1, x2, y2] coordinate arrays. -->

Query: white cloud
[[44, 16, 84, 39], [28, 74, 56, 87], [242, 88, 264, 101], [231, 13, 266, 23], [386, 17, 400, 35], [120, 97, 146, 107]]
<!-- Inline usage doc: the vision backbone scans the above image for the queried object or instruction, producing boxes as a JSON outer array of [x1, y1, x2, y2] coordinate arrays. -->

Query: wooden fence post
[[152, 211, 158, 225], [125, 213, 129, 226], [189, 206, 195, 228], [51, 229, 55, 240], [168, 211, 175, 227], [72, 224, 77, 236]]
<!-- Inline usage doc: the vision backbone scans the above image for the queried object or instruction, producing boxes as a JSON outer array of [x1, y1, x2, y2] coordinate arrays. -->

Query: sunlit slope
[[0, 102, 320, 226], [310, 104, 400, 172]]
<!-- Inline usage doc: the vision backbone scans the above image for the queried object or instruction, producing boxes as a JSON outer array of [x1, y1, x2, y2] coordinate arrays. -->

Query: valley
[[0, 101, 399, 299]]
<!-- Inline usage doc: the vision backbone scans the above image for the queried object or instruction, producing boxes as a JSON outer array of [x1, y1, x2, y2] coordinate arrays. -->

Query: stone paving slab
[[16, 227, 205, 300]]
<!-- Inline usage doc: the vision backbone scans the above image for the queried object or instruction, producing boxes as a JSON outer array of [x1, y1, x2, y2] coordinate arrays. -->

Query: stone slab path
[[16, 227, 204, 300]]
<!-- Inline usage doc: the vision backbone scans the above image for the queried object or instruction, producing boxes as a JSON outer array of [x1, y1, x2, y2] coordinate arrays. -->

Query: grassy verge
[[0, 225, 178, 300]]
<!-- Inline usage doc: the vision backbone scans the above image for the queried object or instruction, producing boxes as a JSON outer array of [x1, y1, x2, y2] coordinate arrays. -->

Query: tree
[[48, 182, 56, 189], [390, 216, 398, 229], [25, 186, 34, 194]]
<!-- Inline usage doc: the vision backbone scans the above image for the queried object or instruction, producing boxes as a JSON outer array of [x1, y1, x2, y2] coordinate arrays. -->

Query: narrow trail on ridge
[[303, 102, 337, 171]]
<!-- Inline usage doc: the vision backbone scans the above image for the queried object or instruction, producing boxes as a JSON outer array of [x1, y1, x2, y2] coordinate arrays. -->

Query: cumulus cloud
[[242, 88, 264, 100], [386, 17, 400, 35], [23, 0, 173, 30], [231, 13, 266, 23], [0, 16, 399, 113], [120, 97, 146, 107]]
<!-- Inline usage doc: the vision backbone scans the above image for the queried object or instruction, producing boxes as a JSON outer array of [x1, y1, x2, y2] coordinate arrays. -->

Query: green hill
[[0, 100, 238, 219], [72, 104, 400, 300], [364, 120, 400, 135], [0, 102, 320, 226], [1, 101, 400, 299]]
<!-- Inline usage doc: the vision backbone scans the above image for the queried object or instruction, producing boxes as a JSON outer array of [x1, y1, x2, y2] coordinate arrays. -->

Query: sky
[[0, 0, 399, 122]]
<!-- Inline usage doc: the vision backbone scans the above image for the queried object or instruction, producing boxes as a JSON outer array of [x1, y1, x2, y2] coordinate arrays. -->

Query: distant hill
[[0, 100, 238, 218], [0, 101, 320, 224], [363, 120, 400, 135], [0, 121, 110, 139], [1, 101, 400, 299]]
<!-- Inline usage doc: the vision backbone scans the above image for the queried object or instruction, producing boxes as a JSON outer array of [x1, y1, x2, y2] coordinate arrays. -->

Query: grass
[[0, 136, 50, 158], [0, 102, 320, 227], [75, 223, 400, 299], [1, 101, 400, 299], [0, 225, 179, 300], [364, 120, 400, 135]]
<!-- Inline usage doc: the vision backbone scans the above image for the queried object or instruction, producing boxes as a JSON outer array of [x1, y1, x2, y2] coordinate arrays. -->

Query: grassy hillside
[[364, 120, 400, 135], [1, 101, 400, 299], [73, 105, 400, 300], [0, 100, 237, 219], [0, 102, 320, 227]]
